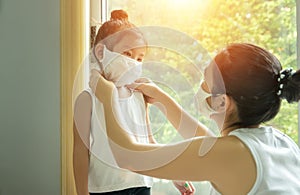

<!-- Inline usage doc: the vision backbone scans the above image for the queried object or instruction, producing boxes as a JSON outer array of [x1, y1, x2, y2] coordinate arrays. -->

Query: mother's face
[[203, 60, 226, 95]]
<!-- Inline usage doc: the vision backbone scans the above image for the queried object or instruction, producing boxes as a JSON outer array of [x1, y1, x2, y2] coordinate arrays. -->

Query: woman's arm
[[128, 80, 214, 138], [73, 92, 92, 195], [90, 72, 256, 194], [93, 74, 251, 180], [154, 91, 214, 138]]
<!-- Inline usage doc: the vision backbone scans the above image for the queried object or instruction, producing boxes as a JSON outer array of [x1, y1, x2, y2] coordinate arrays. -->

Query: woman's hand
[[126, 78, 166, 104], [172, 181, 195, 195], [89, 69, 117, 103]]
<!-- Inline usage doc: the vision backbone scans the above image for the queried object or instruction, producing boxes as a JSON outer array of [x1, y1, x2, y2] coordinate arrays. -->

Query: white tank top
[[85, 89, 153, 193], [210, 126, 300, 195]]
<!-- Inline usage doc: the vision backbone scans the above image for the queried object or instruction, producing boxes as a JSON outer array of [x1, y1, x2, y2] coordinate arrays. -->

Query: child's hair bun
[[110, 10, 128, 21]]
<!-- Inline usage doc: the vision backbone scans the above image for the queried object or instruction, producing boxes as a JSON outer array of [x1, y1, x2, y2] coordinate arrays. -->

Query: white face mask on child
[[97, 46, 142, 87], [194, 81, 218, 118]]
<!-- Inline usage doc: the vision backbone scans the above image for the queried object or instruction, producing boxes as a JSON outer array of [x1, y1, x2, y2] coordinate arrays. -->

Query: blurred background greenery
[[107, 0, 298, 194]]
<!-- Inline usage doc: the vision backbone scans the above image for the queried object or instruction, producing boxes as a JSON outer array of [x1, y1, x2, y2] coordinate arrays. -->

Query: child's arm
[[145, 96, 195, 194], [73, 92, 92, 195], [144, 90, 196, 194], [145, 102, 157, 144]]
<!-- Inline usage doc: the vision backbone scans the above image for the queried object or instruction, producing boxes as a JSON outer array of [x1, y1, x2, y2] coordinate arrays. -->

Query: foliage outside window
[[108, 0, 298, 194], [109, 0, 298, 143]]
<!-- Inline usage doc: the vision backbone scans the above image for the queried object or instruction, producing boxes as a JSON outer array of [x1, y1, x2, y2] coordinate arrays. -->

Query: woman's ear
[[94, 43, 104, 61]]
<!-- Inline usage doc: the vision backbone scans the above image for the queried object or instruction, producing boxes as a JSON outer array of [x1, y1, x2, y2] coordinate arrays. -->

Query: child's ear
[[94, 43, 104, 61]]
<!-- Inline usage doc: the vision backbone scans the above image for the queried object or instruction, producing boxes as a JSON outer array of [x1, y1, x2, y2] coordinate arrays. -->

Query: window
[[86, 0, 299, 194], [106, 0, 299, 143]]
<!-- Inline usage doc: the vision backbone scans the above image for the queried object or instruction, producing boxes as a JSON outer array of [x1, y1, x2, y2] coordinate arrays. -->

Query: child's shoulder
[[75, 89, 93, 104]]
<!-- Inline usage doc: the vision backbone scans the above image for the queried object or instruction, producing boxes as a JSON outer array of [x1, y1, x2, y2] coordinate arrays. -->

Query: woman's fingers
[[126, 77, 152, 90], [89, 69, 101, 93], [183, 182, 195, 195], [126, 77, 165, 104], [125, 82, 142, 91], [186, 182, 195, 194], [134, 77, 152, 83], [172, 181, 195, 195]]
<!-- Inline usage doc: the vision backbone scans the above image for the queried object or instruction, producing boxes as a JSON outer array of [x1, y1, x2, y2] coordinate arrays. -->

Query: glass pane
[[107, 0, 298, 194]]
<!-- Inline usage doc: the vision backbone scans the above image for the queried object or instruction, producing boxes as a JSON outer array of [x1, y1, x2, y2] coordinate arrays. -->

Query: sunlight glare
[[168, 0, 205, 9]]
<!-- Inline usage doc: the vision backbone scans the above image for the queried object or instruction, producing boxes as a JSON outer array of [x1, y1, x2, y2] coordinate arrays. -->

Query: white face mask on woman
[[194, 81, 218, 118], [98, 46, 142, 87]]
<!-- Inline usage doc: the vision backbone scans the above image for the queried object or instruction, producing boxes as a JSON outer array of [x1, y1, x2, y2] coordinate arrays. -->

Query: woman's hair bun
[[280, 69, 300, 103], [110, 10, 128, 21]]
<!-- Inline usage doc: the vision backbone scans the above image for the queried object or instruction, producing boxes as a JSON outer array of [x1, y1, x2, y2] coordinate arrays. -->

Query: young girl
[[91, 43, 300, 194], [73, 10, 194, 195]]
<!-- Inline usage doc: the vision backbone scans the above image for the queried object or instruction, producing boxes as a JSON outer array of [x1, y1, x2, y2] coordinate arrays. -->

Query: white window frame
[[101, 0, 108, 22], [296, 0, 300, 146]]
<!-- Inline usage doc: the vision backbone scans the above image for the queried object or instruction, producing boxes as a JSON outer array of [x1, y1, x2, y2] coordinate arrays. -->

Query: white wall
[[0, 0, 60, 194]]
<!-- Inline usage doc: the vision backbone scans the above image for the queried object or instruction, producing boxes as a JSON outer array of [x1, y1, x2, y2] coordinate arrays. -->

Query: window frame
[[296, 0, 300, 146]]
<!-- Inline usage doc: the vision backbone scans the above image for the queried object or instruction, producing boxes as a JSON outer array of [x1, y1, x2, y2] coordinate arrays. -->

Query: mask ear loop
[[198, 94, 226, 157], [99, 45, 108, 72], [92, 44, 107, 73], [211, 94, 226, 111]]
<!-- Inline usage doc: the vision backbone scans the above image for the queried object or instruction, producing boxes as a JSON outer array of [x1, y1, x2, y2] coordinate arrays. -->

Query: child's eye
[[137, 58, 143, 62], [123, 51, 132, 57]]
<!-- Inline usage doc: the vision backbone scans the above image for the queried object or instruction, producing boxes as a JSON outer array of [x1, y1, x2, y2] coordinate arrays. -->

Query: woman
[[90, 43, 300, 194]]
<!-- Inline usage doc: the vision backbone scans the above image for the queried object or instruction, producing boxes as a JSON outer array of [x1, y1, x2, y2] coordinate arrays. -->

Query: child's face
[[121, 47, 146, 62], [112, 33, 146, 63]]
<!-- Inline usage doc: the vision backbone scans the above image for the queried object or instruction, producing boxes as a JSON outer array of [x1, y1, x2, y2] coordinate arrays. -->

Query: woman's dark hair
[[94, 10, 146, 50], [214, 43, 300, 126]]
